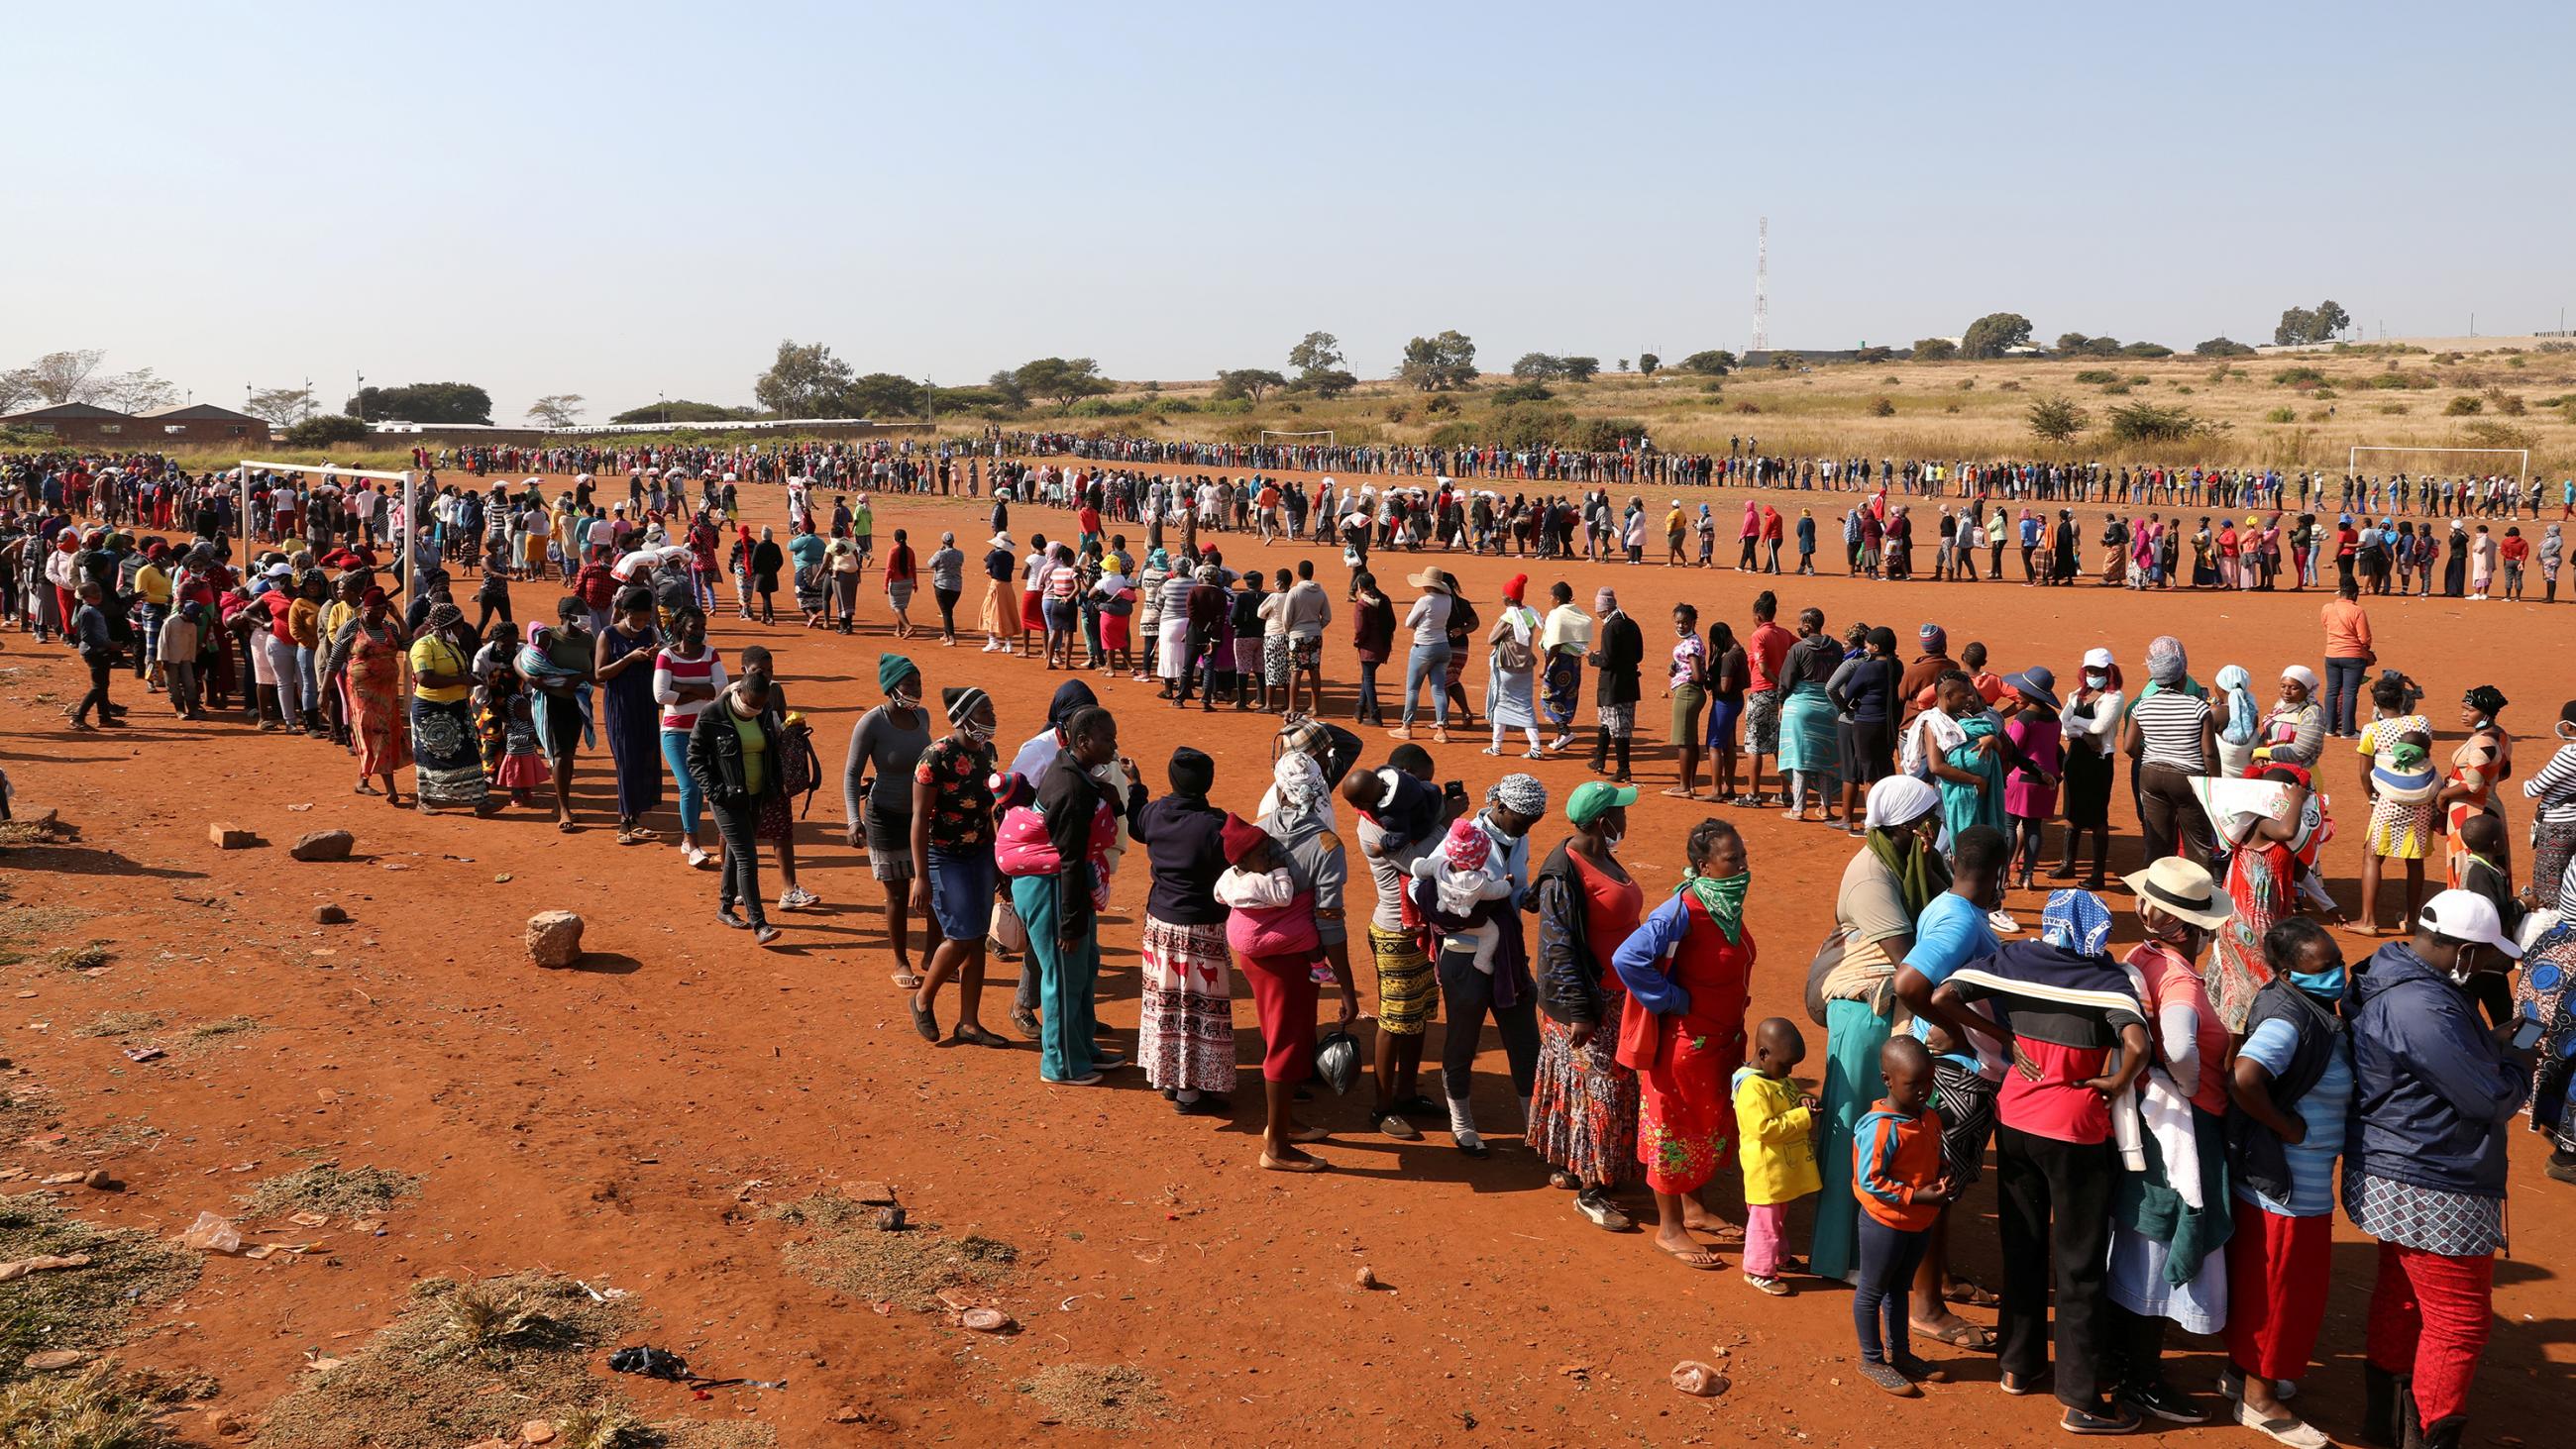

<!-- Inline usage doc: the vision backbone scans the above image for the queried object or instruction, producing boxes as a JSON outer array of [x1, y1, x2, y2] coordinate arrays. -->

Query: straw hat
[[1406, 567, 1455, 595], [2121, 857, 2233, 929]]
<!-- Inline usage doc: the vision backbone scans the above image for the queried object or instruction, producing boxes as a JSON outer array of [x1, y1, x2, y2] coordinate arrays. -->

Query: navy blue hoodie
[[2348, 942, 2527, 1199]]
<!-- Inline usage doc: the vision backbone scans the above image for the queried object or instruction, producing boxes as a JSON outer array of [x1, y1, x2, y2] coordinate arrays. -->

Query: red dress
[[1616, 894, 1755, 1195]]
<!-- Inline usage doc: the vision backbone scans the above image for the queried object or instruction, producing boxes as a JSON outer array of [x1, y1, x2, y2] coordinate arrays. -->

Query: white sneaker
[[778, 886, 821, 911], [2232, 1401, 2326, 1449]]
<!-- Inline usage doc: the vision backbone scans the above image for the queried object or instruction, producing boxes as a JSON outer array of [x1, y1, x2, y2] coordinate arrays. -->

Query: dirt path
[[0, 468, 2563, 1445]]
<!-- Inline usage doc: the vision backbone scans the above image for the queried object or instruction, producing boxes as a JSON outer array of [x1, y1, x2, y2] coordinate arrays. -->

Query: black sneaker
[[2060, 1401, 2141, 1435], [2120, 1380, 2205, 1425], [715, 906, 750, 930]]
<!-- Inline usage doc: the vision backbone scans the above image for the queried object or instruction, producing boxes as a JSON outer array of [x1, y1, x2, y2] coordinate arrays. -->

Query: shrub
[[1870, 396, 1895, 416], [1732, 401, 1763, 415], [1571, 417, 1644, 452], [1943, 402, 1962, 414], [1428, 420, 1478, 448], [2264, 406, 2298, 423], [2490, 389, 2526, 416], [2376, 403, 2409, 415], [1490, 402, 1574, 451], [2026, 394, 2089, 443], [2104, 402, 2204, 444], [2101, 382, 2132, 395], [2272, 365, 2327, 387], [1911, 338, 1959, 362], [2459, 421, 2538, 451], [1997, 381, 2023, 393], [284, 413, 371, 447], [2121, 342, 2176, 359], [2073, 369, 2118, 384], [2443, 395, 2483, 416], [1956, 378, 1977, 390], [1423, 394, 1459, 416], [1490, 381, 1555, 404]]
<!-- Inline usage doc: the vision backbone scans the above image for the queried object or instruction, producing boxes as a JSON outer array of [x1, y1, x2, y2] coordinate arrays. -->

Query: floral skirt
[[1529, 1014, 1641, 1188]]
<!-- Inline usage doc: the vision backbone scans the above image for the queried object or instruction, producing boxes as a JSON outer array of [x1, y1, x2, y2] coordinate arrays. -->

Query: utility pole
[[353, 370, 366, 421], [1750, 217, 1771, 356]]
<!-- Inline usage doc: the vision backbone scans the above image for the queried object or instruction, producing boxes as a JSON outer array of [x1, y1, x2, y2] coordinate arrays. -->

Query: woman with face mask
[[1410, 773, 1549, 1158], [2344, 891, 2535, 1449], [2221, 917, 2355, 1449], [2057, 648, 2125, 885], [1811, 776, 1948, 1284], [1610, 815, 1757, 1270], [847, 654, 934, 989], [907, 688, 1008, 1048], [2102, 859, 2238, 1427], [1531, 780, 1646, 1233]]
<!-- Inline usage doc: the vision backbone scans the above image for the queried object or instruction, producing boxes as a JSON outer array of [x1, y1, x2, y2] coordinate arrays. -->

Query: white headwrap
[[1271, 751, 1327, 819], [1864, 776, 1940, 829]]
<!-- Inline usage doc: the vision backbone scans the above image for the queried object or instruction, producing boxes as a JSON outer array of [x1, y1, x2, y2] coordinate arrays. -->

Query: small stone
[[313, 904, 349, 925], [871, 1205, 906, 1232], [1353, 1265, 1377, 1289], [827, 1404, 868, 1424], [1669, 1361, 1727, 1397], [289, 830, 355, 863], [23, 1348, 90, 1371], [524, 911, 585, 969], [208, 822, 256, 850], [82, 1169, 121, 1191], [521, 1420, 559, 1445], [959, 1307, 1013, 1333], [205, 1408, 247, 1436]]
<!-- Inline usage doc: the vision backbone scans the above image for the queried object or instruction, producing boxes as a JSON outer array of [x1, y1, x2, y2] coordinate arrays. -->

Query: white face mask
[[2084, 671, 2109, 688]]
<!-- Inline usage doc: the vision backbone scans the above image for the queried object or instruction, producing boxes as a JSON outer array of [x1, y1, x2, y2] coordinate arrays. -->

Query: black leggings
[[75, 654, 114, 721], [934, 585, 960, 636], [1436, 949, 1540, 1103], [708, 797, 767, 926], [1855, 1215, 1931, 1364]]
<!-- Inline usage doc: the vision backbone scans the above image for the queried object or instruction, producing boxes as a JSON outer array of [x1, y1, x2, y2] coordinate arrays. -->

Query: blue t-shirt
[[2232, 1017, 2351, 1218], [1902, 891, 2000, 1077]]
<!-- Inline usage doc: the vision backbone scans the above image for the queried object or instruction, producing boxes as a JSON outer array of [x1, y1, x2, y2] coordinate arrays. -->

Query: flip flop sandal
[[629, 827, 658, 841], [1944, 1282, 2000, 1308], [1658, 1243, 1724, 1271], [890, 972, 923, 988], [614, 831, 638, 846]]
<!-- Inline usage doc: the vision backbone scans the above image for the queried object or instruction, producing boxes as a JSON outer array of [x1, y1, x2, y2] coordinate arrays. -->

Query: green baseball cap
[[1565, 779, 1640, 825]]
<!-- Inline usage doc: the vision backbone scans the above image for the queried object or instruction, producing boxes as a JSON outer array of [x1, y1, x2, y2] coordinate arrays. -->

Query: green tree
[[1297, 368, 1358, 399], [607, 399, 756, 424], [1286, 331, 1344, 377], [1013, 357, 1113, 408], [985, 369, 1028, 408], [2025, 394, 2089, 443], [347, 381, 492, 424], [1678, 349, 1736, 375], [1399, 331, 1478, 391], [1558, 356, 1601, 382], [752, 340, 855, 417], [525, 393, 587, 428], [284, 413, 372, 446], [2120, 342, 2176, 359], [1637, 353, 1661, 375], [2273, 307, 2319, 347], [843, 372, 928, 418], [1911, 338, 1959, 362], [1510, 352, 1565, 381], [244, 386, 318, 426], [2313, 300, 2352, 338], [1960, 312, 2034, 359], [2194, 336, 2256, 358], [1214, 368, 1287, 403]]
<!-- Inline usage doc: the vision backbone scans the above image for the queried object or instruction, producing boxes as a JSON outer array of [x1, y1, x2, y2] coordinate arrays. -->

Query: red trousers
[[2364, 1238, 2495, 1425], [2223, 1198, 2332, 1381]]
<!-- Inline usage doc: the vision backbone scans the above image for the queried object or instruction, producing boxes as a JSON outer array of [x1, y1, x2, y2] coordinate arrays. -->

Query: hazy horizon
[[9, 2, 2572, 423]]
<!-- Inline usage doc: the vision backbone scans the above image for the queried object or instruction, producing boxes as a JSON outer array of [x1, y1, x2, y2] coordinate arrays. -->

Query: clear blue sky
[[9, 1, 2571, 421]]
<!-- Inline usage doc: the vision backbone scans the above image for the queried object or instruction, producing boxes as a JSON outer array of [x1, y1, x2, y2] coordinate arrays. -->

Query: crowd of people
[[7, 443, 2574, 1447]]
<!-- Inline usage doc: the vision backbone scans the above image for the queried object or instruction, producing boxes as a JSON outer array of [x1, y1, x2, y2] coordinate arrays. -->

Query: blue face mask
[[2288, 965, 2346, 997]]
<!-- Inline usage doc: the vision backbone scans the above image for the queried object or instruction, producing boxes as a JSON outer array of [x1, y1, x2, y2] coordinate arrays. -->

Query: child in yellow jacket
[[1732, 1016, 1822, 1295]]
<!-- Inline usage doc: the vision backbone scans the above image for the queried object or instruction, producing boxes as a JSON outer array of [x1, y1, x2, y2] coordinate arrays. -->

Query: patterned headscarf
[[1486, 772, 1548, 817], [2145, 635, 2188, 685], [1270, 751, 1328, 819], [2040, 888, 2115, 957]]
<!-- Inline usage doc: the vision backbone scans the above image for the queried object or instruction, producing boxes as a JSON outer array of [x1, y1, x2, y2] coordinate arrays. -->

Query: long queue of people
[[8, 453, 2574, 1445]]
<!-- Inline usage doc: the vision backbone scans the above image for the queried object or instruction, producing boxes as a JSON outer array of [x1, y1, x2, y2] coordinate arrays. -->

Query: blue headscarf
[[2215, 665, 2258, 746], [2040, 888, 2114, 957]]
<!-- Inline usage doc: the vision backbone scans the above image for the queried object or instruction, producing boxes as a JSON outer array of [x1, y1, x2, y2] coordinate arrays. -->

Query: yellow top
[[1732, 1069, 1822, 1206], [408, 635, 472, 702]]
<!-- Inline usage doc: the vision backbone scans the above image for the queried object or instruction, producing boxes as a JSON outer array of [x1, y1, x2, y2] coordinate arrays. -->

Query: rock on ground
[[289, 829, 355, 862], [525, 911, 585, 968]]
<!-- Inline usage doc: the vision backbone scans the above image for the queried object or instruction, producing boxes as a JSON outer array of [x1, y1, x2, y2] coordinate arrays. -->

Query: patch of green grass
[[767, 1191, 1018, 1309], [236, 1165, 420, 1219], [252, 1275, 632, 1449], [0, 1198, 199, 1390]]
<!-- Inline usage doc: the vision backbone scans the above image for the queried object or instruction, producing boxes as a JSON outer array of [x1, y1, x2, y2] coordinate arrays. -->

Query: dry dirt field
[[1, 465, 2568, 1446]]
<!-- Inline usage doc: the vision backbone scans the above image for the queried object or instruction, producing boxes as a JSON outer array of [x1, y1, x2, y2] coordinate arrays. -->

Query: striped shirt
[[2522, 741, 2576, 827], [653, 647, 726, 732], [2132, 689, 2211, 771]]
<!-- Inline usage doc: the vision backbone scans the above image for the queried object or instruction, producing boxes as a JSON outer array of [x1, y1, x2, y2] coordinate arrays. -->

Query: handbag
[[1802, 926, 1848, 1028], [987, 896, 1028, 954]]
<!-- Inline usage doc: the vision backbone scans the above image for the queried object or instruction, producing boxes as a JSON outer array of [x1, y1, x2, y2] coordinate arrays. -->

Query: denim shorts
[[925, 848, 997, 942]]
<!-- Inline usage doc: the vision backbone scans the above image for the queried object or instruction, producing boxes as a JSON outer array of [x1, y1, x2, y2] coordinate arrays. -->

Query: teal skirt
[[1809, 995, 1892, 1281], [1776, 682, 1838, 776]]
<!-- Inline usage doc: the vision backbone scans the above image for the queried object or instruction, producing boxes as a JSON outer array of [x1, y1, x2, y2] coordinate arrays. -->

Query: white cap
[[2417, 888, 2522, 959], [2083, 647, 2114, 671]]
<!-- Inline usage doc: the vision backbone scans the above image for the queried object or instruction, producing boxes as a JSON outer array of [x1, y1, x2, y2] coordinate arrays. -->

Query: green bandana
[[1677, 870, 1750, 944], [1866, 827, 1952, 919]]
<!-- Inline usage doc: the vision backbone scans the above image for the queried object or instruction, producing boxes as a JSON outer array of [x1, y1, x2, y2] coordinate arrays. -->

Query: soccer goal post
[[2347, 445, 2527, 495], [1259, 429, 1336, 448], [237, 460, 420, 611]]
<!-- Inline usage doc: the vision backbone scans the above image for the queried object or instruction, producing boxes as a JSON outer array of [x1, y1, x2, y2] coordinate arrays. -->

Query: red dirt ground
[[0, 464, 2564, 1446]]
